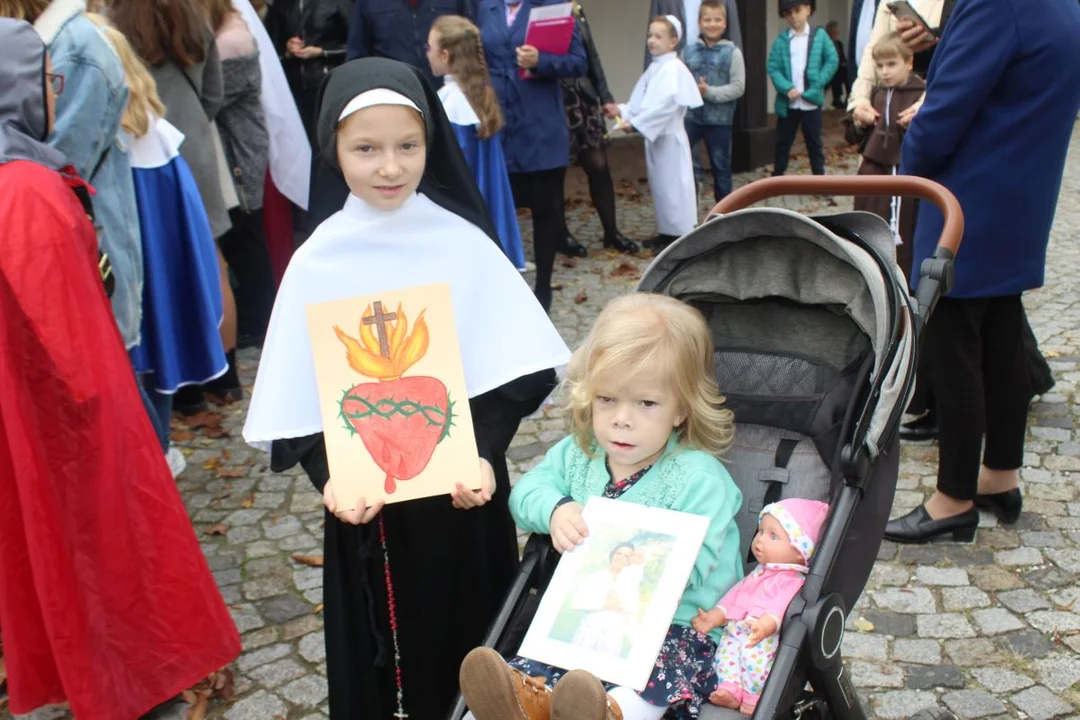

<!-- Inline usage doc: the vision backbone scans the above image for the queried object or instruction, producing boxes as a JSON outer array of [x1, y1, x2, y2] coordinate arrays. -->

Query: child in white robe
[[618, 15, 703, 248]]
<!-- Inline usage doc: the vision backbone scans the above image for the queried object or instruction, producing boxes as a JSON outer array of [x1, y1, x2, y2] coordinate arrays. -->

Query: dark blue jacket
[[345, 0, 476, 85], [478, 0, 586, 174], [901, 0, 1080, 298]]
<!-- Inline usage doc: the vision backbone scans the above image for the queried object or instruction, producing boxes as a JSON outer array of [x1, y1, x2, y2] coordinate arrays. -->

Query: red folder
[[520, 16, 575, 79]]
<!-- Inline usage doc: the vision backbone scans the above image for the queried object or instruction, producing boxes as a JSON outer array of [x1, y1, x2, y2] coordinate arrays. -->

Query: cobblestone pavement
[[7, 123, 1079, 720]]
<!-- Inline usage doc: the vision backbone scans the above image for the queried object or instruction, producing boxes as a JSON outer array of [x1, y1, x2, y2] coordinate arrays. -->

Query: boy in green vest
[[767, 0, 838, 175]]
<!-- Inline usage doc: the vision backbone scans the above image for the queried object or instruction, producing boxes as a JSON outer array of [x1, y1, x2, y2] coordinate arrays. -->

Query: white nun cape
[[232, 0, 311, 209], [243, 191, 571, 448], [620, 21, 703, 237]]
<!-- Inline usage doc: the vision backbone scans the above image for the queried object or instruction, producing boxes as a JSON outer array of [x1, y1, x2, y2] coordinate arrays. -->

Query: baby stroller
[[451, 175, 963, 720]]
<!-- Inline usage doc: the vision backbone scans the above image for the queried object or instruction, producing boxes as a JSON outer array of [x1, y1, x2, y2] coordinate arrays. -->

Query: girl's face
[[647, 21, 678, 56], [591, 373, 685, 479], [44, 53, 58, 135], [426, 29, 451, 76], [336, 104, 426, 211]]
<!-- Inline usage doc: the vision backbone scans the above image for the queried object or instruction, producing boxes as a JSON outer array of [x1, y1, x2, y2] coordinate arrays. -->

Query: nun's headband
[[665, 14, 683, 41], [338, 88, 424, 123]]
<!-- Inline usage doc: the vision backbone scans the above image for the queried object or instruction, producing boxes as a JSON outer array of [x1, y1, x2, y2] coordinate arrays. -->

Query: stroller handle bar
[[711, 175, 963, 256]]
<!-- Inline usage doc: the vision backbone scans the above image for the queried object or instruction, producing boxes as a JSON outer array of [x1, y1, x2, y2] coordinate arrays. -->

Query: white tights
[[462, 686, 668, 720]]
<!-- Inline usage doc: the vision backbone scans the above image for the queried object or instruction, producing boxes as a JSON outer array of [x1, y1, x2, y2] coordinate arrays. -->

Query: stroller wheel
[[910, 708, 959, 720]]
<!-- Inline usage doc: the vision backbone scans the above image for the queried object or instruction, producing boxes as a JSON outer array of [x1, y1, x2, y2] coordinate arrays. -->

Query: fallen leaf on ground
[[241, 493, 255, 509], [183, 667, 234, 720], [204, 523, 229, 536], [550, 283, 564, 291], [313, 603, 325, 614], [203, 426, 230, 439], [170, 430, 194, 442], [610, 261, 641, 279], [292, 554, 325, 567], [203, 456, 222, 471], [852, 617, 875, 632], [217, 466, 249, 479], [574, 291, 588, 304], [559, 257, 579, 269], [182, 411, 222, 430]]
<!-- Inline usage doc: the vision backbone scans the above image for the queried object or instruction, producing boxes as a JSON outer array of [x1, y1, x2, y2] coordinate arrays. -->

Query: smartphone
[[886, 0, 940, 36]]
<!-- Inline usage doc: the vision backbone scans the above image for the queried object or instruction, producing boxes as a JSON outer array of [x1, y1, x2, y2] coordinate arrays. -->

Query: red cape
[[0, 161, 240, 719]]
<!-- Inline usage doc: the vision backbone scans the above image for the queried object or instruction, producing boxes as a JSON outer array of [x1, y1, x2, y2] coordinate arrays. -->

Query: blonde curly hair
[[563, 293, 735, 457]]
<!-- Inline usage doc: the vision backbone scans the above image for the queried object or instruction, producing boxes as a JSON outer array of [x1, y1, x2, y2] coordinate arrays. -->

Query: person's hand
[[602, 103, 621, 118], [451, 458, 496, 509], [516, 45, 540, 69], [787, 88, 801, 101], [324, 477, 385, 525], [897, 104, 920, 128], [286, 36, 303, 56], [692, 607, 727, 635], [853, 104, 880, 128], [550, 500, 588, 552], [697, 76, 710, 97], [294, 45, 324, 59], [746, 615, 779, 647], [895, 17, 938, 53]]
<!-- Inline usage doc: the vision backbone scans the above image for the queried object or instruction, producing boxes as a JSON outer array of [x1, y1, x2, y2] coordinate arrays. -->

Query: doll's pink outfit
[[711, 499, 829, 710]]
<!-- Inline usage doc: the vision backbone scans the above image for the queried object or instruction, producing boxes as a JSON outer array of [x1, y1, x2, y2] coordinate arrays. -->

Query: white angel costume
[[620, 16, 704, 237]]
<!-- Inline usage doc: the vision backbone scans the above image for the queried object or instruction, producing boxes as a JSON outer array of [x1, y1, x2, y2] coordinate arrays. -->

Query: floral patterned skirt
[[562, 79, 608, 161], [510, 623, 716, 718]]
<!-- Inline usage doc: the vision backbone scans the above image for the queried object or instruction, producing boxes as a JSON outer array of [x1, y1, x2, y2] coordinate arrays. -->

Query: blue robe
[[900, 0, 1080, 298], [439, 77, 526, 270], [127, 119, 227, 393]]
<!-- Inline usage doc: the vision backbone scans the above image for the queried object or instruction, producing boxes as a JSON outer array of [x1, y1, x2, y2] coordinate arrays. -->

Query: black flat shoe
[[974, 488, 1022, 524], [884, 505, 979, 544], [899, 412, 938, 442], [643, 234, 678, 250], [602, 233, 639, 255], [557, 233, 588, 258]]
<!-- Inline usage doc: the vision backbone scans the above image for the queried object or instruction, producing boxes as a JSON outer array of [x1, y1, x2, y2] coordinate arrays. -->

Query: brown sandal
[[550, 669, 623, 720], [459, 647, 552, 720]]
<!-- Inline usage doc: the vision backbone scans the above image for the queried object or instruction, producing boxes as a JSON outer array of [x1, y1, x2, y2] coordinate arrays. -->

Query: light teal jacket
[[509, 434, 744, 642], [767, 25, 839, 117]]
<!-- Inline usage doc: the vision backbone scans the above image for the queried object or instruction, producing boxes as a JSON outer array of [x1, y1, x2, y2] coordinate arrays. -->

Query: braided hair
[[431, 15, 504, 140]]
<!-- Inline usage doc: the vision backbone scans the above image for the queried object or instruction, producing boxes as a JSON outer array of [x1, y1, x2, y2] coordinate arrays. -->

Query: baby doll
[[692, 498, 830, 715]]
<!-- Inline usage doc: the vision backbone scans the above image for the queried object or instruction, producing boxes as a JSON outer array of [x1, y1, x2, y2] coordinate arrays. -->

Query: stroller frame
[[450, 176, 962, 720]]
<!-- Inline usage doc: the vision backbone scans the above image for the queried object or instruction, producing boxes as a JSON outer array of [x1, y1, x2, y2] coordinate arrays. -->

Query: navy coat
[[345, 0, 476, 84], [478, 0, 586, 174], [901, 0, 1080, 298]]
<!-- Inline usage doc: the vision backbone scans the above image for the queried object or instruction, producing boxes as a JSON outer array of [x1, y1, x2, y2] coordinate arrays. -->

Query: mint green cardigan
[[509, 434, 744, 641], [766, 25, 839, 117]]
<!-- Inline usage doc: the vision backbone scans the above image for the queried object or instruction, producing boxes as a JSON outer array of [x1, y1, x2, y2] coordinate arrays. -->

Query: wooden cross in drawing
[[363, 301, 397, 358]]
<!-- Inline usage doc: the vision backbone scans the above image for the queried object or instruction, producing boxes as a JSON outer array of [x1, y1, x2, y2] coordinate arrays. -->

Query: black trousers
[[773, 108, 825, 176], [509, 167, 566, 311], [218, 206, 277, 346], [922, 295, 1030, 500]]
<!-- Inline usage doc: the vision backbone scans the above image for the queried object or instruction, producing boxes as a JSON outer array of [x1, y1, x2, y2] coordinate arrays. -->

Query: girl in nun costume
[[617, 15, 703, 248], [243, 58, 571, 720]]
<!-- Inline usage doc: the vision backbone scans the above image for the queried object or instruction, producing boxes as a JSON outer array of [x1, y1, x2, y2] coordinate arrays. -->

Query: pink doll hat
[[760, 499, 830, 565]]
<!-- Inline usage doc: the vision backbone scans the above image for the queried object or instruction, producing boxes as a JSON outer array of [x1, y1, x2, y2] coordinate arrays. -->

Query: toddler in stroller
[[454, 175, 963, 720], [460, 292, 745, 719]]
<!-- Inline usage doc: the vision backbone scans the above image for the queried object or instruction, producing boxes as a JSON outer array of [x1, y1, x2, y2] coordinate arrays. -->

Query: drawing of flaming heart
[[333, 301, 454, 494]]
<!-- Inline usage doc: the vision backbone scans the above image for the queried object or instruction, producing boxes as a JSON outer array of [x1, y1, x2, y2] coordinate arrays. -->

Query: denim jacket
[[36, 0, 143, 349], [683, 40, 744, 126]]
